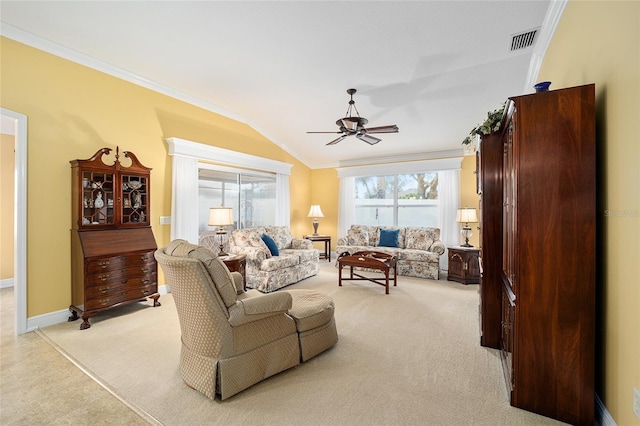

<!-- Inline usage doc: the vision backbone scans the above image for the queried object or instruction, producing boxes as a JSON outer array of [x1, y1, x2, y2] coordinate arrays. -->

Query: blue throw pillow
[[378, 228, 399, 248], [261, 233, 279, 256]]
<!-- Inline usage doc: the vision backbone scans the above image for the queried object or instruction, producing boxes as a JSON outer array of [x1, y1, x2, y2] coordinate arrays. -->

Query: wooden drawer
[[87, 255, 126, 273], [85, 289, 127, 310], [125, 283, 157, 300]]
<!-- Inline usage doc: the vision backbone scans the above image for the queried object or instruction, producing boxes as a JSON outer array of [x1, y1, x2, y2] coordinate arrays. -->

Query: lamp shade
[[208, 207, 234, 226], [456, 207, 478, 223], [307, 205, 324, 218]]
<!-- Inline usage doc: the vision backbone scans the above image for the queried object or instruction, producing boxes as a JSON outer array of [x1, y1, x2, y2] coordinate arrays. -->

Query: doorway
[[1, 108, 28, 334]]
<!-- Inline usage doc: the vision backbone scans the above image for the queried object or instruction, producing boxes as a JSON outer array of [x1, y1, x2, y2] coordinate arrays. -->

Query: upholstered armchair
[[155, 240, 337, 400]]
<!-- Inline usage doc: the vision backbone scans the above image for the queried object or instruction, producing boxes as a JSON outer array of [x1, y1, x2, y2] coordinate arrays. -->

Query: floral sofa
[[335, 225, 445, 280], [229, 226, 319, 293]]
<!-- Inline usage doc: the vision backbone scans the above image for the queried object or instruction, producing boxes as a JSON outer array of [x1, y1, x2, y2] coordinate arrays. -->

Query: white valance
[[335, 157, 462, 178], [166, 137, 293, 175]]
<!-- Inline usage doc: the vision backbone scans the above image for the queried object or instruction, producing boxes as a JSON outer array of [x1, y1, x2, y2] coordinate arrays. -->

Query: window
[[354, 173, 438, 227], [198, 167, 276, 234]]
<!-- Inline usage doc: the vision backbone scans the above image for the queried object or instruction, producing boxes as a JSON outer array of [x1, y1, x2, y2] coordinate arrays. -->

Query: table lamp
[[307, 205, 324, 236], [208, 207, 234, 256], [456, 207, 478, 247]]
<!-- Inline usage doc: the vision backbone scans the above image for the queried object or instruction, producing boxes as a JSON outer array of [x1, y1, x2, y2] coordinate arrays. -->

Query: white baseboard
[[0, 278, 14, 289], [26, 284, 170, 331], [596, 393, 617, 426]]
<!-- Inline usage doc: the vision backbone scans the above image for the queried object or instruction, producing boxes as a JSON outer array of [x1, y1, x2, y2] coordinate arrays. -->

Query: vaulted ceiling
[[0, 1, 557, 168]]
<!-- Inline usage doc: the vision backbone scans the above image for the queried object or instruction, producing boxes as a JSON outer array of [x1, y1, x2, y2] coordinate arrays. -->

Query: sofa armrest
[[337, 236, 348, 246], [429, 240, 445, 255], [291, 238, 313, 250], [227, 292, 293, 326]]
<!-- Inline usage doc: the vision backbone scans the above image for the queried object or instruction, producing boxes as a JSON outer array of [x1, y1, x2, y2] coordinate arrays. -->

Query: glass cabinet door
[[81, 171, 115, 226], [121, 175, 148, 225]]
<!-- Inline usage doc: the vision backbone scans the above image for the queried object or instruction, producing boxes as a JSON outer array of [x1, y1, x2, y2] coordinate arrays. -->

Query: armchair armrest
[[291, 238, 313, 250], [337, 236, 348, 246], [228, 292, 293, 326], [429, 240, 445, 255], [231, 271, 244, 295]]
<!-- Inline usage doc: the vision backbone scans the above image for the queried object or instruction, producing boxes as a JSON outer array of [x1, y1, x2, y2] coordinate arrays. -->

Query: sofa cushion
[[286, 289, 335, 333], [378, 228, 400, 248], [405, 226, 439, 251], [280, 248, 317, 263], [261, 233, 280, 256], [347, 227, 368, 246], [260, 254, 300, 272], [264, 226, 293, 249]]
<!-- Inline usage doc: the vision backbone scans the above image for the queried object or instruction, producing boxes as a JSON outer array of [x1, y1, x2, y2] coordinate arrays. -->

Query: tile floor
[[0, 287, 149, 425]]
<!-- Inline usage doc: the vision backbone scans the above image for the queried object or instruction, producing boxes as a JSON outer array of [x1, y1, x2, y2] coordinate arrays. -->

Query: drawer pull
[[140, 255, 149, 261], [98, 298, 110, 306], [142, 290, 150, 295], [99, 261, 110, 269], [98, 287, 108, 293], [99, 274, 109, 281], [142, 279, 150, 284], [141, 268, 149, 273]]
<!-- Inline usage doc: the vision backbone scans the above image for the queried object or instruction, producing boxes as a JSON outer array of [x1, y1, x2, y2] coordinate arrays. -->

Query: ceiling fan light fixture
[[339, 117, 367, 132], [310, 88, 398, 146]]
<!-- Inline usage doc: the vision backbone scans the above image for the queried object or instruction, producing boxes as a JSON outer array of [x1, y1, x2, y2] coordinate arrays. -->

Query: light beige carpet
[[39, 262, 566, 426]]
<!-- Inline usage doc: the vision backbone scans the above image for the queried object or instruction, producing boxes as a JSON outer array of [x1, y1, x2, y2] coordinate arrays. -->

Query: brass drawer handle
[[141, 268, 149, 273], [141, 290, 150, 295], [98, 287, 108, 293], [99, 274, 109, 281], [99, 261, 110, 269], [141, 279, 150, 284], [98, 298, 110, 306]]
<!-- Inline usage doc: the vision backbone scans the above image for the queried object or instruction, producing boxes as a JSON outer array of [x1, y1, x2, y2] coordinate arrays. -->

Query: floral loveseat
[[229, 226, 319, 293], [335, 225, 445, 280]]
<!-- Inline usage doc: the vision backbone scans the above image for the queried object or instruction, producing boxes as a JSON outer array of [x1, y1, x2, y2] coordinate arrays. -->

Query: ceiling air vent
[[510, 28, 539, 51]]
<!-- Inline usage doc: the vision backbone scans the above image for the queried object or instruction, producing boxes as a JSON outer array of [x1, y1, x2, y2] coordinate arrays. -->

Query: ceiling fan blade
[[363, 125, 399, 134], [356, 133, 381, 145], [326, 135, 348, 145], [307, 131, 342, 134]]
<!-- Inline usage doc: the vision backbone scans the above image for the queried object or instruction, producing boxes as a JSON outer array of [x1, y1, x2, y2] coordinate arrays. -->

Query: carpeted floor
[[39, 262, 567, 426]]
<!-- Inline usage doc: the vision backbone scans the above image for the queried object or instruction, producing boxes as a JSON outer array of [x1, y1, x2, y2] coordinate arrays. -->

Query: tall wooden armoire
[[498, 84, 596, 425]]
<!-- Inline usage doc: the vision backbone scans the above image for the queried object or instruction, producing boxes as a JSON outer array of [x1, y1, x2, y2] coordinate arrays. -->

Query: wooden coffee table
[[337, 251, 397, 294]]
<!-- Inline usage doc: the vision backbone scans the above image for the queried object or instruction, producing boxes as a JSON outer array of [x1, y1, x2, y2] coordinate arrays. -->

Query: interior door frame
[[2, 108, 28, 335]]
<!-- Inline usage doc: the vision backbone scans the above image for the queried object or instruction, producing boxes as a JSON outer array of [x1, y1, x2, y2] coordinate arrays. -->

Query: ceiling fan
[[307, 88, 399, 145]]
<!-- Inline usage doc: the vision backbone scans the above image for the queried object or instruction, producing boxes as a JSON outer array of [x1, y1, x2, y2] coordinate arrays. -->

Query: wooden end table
[[447, 246, 480, 285], [337, 251, 397, 294], [221, 254, 247, 289], [304, 235, 331, 262]]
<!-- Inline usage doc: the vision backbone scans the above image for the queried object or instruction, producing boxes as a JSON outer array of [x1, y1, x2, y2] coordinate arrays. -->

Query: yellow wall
[[1, 133, 15, 280], [307, 168, 340, 242], [460, 155, 480, 247], [539, 1, 640, 424], [0, 37, 311, 316]]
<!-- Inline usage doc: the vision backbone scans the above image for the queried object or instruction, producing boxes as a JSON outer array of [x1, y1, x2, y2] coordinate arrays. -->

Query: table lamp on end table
[[209, 207, 234, 256], [307, 205, 324, 236]]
